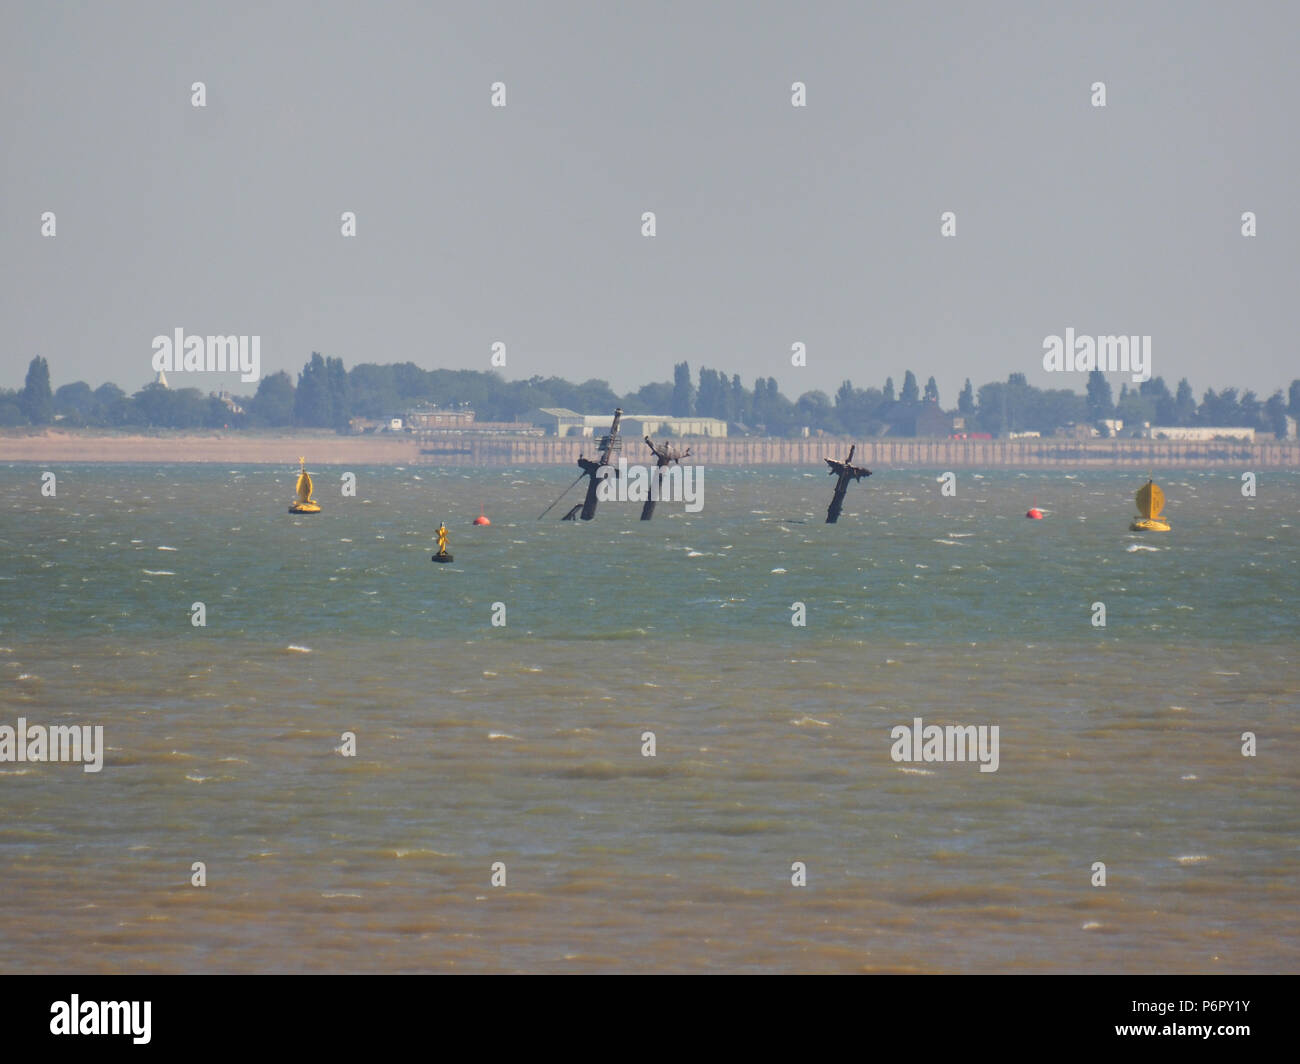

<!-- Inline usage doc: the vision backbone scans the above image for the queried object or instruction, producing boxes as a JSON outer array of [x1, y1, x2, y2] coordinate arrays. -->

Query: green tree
[[1239, 390, 1263, 428], [92, 383, 131, 426], [132, 384, 208, 428], [882, 377, 895, 403], [250, 371, 295, 426], [54, 381, 95, 424], [625, 380, 673, 413], [0, 390, 25, 426], [975, 381, 1006, 435], [20, 356, 53, 424], [756, 376, 797, 435], [1085, 371, 1114, 423], [697, 367, 724, 419], [325, 355, 351, 430], [901, 370, 919, 404], [795, 390, 836, 433], [1174, 378, 1196, 424], [924, 376, 939, 403], [1116, 387, 1155, 433], [835, 381, 887, 436], [204, 393, 236, 428], [572, 378, 619, 414], [957, 378, 975, 417], [294, 353, 331, 426], [730, 374, 749, 426], [715, 371, 737, 423], [670, 361, 695, 417], [1199, 387, 1243, 425], [1032, 388, 1087, 432], [1003, 379, 1028, 434], [347, 364, 397, 418], [1139, 376, 1175, 423], [392, 362, 430, 403], [1264, 390, 1289, 438], [131, 383, 169, 427]]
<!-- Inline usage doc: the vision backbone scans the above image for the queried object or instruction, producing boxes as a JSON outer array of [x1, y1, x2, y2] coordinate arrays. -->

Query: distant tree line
[[4, 354, 1298, 440]]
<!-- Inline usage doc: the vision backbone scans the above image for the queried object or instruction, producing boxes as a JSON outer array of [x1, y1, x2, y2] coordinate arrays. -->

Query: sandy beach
[[0, 431, 422, 466]]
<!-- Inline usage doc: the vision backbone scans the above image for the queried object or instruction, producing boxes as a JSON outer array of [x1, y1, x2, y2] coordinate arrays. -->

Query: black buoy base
[[431, 552, 453, 563]]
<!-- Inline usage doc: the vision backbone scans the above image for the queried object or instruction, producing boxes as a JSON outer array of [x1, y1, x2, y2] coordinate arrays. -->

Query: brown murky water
[[1, 466, 1296, 971]]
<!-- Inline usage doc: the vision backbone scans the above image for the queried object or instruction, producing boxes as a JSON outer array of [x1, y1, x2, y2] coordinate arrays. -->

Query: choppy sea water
[[0, 464, 1297, 973]]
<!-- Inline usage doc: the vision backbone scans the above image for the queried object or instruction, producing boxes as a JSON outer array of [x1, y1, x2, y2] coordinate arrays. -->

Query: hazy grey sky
[[2, 0, 1296, 404]]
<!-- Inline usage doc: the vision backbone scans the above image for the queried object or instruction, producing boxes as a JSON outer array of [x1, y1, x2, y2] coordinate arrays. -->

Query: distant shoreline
[[2, 430, 1297, 468]]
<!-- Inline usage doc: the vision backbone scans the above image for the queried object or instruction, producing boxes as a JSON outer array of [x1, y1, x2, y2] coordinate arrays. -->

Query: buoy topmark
[[1026, 507, 1044, 519]]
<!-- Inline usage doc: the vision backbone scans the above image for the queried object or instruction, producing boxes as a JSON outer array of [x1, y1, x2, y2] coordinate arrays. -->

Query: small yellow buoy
[[288, 457, 321, 514]]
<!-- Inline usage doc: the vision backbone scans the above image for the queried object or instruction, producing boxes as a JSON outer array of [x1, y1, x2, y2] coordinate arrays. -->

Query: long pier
[[416, 435, 1300, 469]]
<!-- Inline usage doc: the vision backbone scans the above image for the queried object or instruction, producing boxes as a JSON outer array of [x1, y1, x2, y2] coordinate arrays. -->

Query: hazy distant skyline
[[3, 0, 1297, 404]]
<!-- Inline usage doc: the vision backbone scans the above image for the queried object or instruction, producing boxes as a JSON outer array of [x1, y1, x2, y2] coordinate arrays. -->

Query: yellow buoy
[[288, 457, 321, 514], [432, 521, 453, 562], [1129, 479, 1169, 532]]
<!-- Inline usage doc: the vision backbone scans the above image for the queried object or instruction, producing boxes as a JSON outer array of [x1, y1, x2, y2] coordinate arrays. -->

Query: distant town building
[[622, 415, 728, 438], [525, 409, 728, 438], [526, 407, 588, 436], [212, 389, 244, 415], [455, 421, 544, 437], [351, 410, 540, 437], [403, 406, 475, 430], [1144, 425, 1256, 442], [347, 415, 429, 434]]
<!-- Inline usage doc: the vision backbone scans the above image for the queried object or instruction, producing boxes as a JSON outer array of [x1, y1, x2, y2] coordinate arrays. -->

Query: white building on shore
[[1143, 425, 1256, 442], [526, 408, 728, 438]]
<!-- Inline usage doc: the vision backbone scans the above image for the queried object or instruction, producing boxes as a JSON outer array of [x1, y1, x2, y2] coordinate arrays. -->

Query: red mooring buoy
[[473, 504, 491, 526], [1026, 507, 1044, 520]]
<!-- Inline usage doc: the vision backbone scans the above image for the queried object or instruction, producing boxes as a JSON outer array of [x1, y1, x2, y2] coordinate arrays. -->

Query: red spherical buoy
[[1026, 507, 1044, 520], [473, 505, 490, 526]]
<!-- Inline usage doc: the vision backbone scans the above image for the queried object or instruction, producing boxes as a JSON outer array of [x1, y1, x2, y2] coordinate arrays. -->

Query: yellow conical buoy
[[288, 457, 321, 514], [1130, 478, 1169, 532]]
